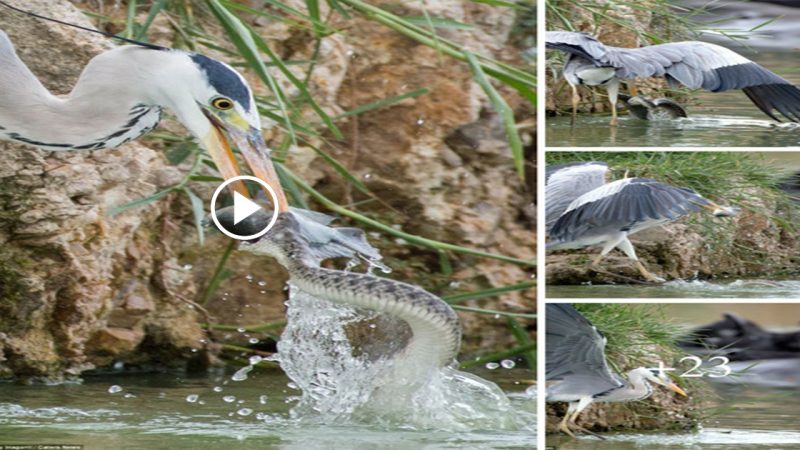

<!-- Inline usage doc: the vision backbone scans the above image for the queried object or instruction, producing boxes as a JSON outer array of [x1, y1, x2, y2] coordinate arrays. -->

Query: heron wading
[[546, 304, 688, 438], [0, 4, 464, 374], [546, 161, 739, 282], [546, 31, 800, 125]]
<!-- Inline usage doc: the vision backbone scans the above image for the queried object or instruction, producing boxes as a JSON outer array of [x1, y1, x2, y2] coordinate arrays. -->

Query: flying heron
[[546, 31, 800, 125], [0, 4, 288, 212], [546, 161, 738, 282], [618, 94, 688, 121], [546, 303, 688, 438]]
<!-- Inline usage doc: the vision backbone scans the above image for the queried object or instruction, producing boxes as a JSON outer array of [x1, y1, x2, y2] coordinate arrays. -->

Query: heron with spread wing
[[546, 303, 688, 438], [546, 162, 739, 282], [546, 31, 800, 125]]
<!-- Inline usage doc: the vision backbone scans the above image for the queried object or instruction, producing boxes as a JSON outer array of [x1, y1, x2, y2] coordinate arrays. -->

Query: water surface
[[0, 369, 535, 450], [547, 279, 800, 299]]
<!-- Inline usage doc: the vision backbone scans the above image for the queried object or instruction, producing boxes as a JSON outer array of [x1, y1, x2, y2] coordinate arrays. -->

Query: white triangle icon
[[233, 191, 262, 225]]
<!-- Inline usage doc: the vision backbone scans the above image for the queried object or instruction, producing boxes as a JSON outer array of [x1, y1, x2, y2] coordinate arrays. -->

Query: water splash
[[273, 288, 534, 431]]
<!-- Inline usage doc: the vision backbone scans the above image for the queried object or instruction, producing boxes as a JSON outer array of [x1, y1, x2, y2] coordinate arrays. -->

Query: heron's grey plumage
[[546, 303, 623, 401], [545, 161, 608, 231], [549, 178, 710, 247], [546, 31, 800, 122], [545, 162, 738, 282]]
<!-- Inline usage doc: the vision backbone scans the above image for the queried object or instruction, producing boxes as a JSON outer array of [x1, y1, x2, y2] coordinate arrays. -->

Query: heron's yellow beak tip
[[669, 383, 688, 397]]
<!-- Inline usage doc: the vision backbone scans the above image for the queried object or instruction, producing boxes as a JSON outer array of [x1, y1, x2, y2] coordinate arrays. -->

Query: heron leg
[[570, 84, 579, 126], [607, 80, 620, 126], [617, 237, 666, 283], [559, 402, 578, 438]]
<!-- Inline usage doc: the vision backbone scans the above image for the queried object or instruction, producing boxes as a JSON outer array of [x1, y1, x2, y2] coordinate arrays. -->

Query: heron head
[[166, 51, 287, 211], [638, 368, 688, 397]]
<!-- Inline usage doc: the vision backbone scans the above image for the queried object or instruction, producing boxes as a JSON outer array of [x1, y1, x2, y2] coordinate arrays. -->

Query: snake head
[[204, 207, 298, 241]]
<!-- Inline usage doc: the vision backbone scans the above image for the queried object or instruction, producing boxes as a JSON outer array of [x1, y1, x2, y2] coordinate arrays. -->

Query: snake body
[[240, 212, 462, 368]]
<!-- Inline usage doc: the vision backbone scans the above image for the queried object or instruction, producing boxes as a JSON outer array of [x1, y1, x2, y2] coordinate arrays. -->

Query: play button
[[233, 191, 262, 225], [210, 175, 279, 240]]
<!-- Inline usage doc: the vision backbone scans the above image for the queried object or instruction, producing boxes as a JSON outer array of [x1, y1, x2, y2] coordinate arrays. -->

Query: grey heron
[[618, 94, 688, 121], [0, 4, 288, 212], [546, 303, 688, 438], [546, 31, 800, 125], [546, 162, 738, 282]]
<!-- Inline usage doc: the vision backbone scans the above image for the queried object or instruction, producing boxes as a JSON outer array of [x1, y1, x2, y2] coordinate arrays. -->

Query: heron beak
[[201, 112, 289, 212], [667, 382, 688, 397], [224, 124, 289, 213]]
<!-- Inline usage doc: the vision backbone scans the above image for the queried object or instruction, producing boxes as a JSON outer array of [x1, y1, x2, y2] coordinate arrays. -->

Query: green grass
[[84, 1, 535, 367]]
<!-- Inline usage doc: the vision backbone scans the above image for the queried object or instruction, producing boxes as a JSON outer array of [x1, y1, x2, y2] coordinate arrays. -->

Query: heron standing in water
[[546, 31, 800, 125], [547, 303, 688, 438], [546, 162, 738, 282], [0, 2, 287, 211]]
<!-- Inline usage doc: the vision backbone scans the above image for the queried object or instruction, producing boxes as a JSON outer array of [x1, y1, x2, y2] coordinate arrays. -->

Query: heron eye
[[212, 97, 234, 110]]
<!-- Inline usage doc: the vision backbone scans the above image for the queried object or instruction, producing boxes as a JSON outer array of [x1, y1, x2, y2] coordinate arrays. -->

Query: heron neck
[[0, 46, 182, 149], [621, 370, 653, 400]]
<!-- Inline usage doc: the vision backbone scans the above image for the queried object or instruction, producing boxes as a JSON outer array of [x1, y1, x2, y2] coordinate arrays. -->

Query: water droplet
[[485, 362, 500, 370], [501, 359, 516, 369], [259, 395, 268, 404], [249, 338, 259, 344], [108, 385, 122, 394], [223, 395, 236, 403], [236, 327, 246, 333], [186, 394, 199, 403], [232, 365, 253, 381], [123, 393, 136, 399], [183, 264, 193, 270], [416, 117, 425, 125], [257, 281, 266, 286], [213, 386, 223, 393], [113, 361, 124, 370], [237, 408, 253, 416], [198, 400, 206, 405], [249, 355, 263, 365]]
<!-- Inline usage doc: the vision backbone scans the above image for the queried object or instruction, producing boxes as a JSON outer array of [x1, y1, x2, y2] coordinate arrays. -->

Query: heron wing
[[545, 161, 608, 231], [545, 31, 800, 121], [549, 178, 710, 244], [546, 304, 622, 393]]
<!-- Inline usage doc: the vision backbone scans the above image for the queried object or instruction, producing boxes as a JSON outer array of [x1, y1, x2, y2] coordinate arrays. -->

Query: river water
[[546, 51, 800, 148], [547, 279, 800, 299], [0, 368, 535, 450]]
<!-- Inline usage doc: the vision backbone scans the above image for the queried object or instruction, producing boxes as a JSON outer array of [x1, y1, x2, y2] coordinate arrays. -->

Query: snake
[[213, 209, 462, 369]]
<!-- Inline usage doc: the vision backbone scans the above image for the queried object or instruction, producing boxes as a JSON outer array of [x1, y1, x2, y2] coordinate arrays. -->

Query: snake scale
[[213, 210, 462, 368]]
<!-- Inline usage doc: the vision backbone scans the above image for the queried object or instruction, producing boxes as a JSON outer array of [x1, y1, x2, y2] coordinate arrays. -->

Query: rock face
[[0, 0, 206, 380], [0, 1, 534, 380]]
